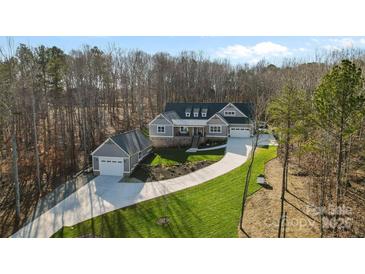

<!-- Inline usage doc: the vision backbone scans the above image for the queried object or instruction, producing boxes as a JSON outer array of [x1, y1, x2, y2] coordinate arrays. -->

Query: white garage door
[[230, 127, 250, 138], [99, 157, 124, 176]]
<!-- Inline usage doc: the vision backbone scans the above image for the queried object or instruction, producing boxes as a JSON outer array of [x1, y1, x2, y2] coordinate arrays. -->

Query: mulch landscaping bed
[[131, 160, 216, 182]]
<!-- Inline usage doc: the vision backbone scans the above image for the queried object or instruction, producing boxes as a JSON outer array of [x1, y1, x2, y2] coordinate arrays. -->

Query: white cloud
[[252, 42, 288, 55], [217, 44, 251, 58], [360, 38, 365, 45], [216, 42, 290, 64], [294, 47, 309, 52], [322, 38, 355, 51], [322, 44, 340, 51], [332, 38, 354, 48]]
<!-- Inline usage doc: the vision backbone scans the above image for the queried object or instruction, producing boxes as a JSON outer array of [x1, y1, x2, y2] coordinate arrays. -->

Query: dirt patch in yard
[[239, 158, 320, 238], [129, 161, 216, 182]]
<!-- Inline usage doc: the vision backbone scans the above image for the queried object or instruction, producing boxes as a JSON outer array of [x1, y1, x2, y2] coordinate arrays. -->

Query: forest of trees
[[268, 59, 365, 237], [0, 41, 364, 237]]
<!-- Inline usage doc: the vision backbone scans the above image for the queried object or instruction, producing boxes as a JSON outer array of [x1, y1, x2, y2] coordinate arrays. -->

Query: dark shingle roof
[[223, 116, 251, 124], [164, 102, 254, 120], [110, 129, 152, 155]]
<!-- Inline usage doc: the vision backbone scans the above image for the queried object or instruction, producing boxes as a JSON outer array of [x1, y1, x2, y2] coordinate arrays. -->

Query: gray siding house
[[91, 129, 152, 176], [149, 102, 254, 147]]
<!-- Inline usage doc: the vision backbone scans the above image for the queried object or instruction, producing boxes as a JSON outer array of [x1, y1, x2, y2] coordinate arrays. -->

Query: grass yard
[[53, 146, 277, 238], [149, 148, 225, 166]]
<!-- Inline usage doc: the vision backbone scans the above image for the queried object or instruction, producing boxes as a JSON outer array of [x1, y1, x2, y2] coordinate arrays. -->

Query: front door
[[193, 127, 203, 136]]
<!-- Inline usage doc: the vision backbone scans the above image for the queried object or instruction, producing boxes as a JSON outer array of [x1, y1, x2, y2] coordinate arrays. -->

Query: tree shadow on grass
[[60, 185, 204, 238]]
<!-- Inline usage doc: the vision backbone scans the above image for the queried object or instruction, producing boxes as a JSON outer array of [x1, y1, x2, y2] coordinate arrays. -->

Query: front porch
[[173, 126, 205, 137]]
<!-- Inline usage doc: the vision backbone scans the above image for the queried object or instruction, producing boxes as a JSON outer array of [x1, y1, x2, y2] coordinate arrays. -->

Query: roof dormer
[[193, 107, 200, 117], [201, 108, 208, 118], [185, 107, 191, 117]]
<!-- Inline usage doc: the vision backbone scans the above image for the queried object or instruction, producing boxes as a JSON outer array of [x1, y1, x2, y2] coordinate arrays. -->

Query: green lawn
[[53, 146, 277, 238], [149, 148, 225, 166]]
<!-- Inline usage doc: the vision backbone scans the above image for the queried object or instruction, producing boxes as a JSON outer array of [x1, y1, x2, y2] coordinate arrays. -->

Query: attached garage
[[230, 127, 251, 138], [99, 157, 124, 176]]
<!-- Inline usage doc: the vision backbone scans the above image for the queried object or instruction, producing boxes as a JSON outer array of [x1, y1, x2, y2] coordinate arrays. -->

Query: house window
[[185, 112, 190, 117], [194, 112, 199, 117], [157, 126, 165, 133], [209, 125, 222, 133], [224, 111, 235, 116], [202, 112, 207, 118], [180, 127, 188, 133]]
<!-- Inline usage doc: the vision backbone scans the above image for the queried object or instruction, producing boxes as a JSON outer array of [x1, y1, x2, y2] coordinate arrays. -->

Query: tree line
[[268, 59, 365, 237], [1, 41, 364, 236]]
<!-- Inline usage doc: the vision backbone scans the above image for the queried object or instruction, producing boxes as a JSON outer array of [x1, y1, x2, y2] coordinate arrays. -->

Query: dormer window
[[201, 108, 208, 118], [224, 110, 235, 116], [185, 107, 191, 117], [193, 108, 199, 117]]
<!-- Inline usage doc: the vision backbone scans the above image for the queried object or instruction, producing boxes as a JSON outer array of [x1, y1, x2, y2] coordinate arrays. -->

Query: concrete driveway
[[12, 135, 275, 238]]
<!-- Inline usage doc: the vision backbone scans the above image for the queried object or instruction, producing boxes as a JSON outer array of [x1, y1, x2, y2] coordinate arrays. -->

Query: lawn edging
[[53, 146, 277, 238]]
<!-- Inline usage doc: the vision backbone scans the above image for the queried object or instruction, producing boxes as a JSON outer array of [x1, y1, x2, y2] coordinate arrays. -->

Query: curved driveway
[[12, 135, 275, 238]]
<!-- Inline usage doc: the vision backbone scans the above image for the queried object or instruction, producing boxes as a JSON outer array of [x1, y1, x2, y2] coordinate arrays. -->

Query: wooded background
[[1, 43, 364, 237]]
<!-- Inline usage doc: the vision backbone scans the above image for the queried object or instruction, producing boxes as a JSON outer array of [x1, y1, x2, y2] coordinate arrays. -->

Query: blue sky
[[1, 36, 365, 65]]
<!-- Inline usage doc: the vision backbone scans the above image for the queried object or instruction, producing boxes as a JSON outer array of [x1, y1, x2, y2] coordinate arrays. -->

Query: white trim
[[157, 125, 166, 133], [185, 112, 191, 117], [91, 138, 110, 156], [205, 135, 227, 138], [224, 110, 236, 116], [179, 126, 188, 133], [229, 127, 251, 137], [218, 102, 247, 117], [151, 124, 173, 137], [201, 112, 207, 117], [160, 113, 173, 124], [206, 113, 229, 125], [98, 156, 125, 176], [148, 113, 173, 126], [172, 119, 207, 126], [90, 137, 129, 156], [108, 138, 130, 156], [150, 135, 174, 138], [92, 156, 99, 171], [209, 125, 223, 134], [94, 156, 129, 172], [173, 125, 205, 128]]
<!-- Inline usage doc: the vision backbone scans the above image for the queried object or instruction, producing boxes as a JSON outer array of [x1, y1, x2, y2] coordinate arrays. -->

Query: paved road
[[12, 135, 275, 238]]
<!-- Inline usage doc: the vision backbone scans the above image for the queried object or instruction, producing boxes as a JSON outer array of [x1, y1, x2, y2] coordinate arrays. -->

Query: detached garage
[[229, 127, 251, 138], [91, 129, 152, 177], [99, 157, 124, 176]]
